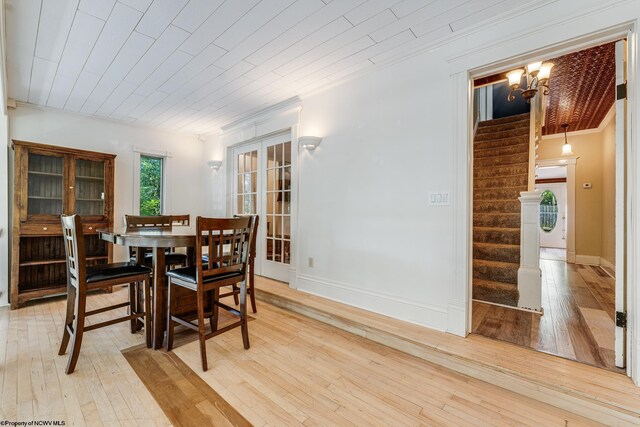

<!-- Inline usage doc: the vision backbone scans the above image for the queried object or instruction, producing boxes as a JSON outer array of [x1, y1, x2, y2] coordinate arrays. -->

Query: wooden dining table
[[98, 225, 253, 350]]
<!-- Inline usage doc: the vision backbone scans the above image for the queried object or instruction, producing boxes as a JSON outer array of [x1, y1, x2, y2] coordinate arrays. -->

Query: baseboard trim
[[256, 287, 640, 425], [575, 255, 601, 266], [296, 274, 448, 332]]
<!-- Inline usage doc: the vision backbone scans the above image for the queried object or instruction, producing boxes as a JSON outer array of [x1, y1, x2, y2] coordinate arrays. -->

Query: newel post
[[518, 190, 542, 312]]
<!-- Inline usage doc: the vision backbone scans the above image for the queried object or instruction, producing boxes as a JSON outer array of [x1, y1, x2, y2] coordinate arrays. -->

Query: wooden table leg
[[152, 248, 166, 350]]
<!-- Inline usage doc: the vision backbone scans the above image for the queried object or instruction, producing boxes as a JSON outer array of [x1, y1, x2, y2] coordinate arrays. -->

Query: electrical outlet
[[308, 257, 314, 268]]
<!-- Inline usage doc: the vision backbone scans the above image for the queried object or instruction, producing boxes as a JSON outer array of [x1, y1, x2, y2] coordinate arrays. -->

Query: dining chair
[[219, 215, 259, 313], [125, 215, 188, 267], [59, 214, 152, 374], [165, 216, 256, 371]]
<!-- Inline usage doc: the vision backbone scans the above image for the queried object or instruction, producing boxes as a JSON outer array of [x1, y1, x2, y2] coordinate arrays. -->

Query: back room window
[[140, 155, 163, 216]]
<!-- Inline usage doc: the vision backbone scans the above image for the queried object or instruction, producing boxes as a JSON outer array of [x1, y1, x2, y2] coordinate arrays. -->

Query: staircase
[[473, 113, 530, 307]]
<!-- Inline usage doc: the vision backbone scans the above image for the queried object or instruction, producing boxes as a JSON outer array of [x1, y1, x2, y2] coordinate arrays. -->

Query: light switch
[[429, 192, 450, 206]]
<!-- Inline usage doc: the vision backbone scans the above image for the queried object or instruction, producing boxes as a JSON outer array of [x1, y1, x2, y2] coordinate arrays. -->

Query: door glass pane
[[540, 190, 558, 232], [265, 140, 292, 265], [27, 153, 64, 216], [238, 153, 245, 173], [75, 159, 105, 216]]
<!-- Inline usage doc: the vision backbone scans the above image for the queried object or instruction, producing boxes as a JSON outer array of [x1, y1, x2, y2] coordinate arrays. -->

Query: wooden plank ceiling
[[5, 0, 552, 135], [543, 41, 617, 135]]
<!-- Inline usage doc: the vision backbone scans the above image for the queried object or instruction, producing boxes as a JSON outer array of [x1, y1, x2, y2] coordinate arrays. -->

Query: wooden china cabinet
[[10, 140, 116, 309]]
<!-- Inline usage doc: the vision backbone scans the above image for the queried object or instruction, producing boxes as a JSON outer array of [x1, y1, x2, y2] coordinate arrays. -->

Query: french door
[[233, 133, 293, 282]]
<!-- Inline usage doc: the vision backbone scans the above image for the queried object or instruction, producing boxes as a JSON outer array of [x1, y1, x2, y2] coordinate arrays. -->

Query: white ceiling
[[6, 0, 539, 135]]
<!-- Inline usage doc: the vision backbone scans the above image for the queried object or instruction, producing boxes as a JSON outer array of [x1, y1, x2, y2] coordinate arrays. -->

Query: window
[[540, 189, 558, 233], [139, 155, 163, 216]]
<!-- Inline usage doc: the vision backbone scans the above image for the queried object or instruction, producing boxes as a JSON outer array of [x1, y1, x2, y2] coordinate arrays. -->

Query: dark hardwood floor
[[472, 258, 622, 372]]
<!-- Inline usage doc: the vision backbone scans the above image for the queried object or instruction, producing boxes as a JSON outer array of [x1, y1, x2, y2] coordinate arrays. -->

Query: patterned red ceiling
[[543, 42, 617, 135]]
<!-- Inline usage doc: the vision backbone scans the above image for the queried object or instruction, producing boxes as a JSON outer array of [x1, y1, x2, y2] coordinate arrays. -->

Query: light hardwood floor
[[473, 258, 619, 371], [0, 285, 603, 426]]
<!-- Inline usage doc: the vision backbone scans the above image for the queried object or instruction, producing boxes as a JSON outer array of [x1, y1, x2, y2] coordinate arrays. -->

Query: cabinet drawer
[[20, 223, 62, 236]]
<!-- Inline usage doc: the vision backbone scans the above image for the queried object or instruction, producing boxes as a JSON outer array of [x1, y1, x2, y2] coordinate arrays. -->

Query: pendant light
[[561, 123, 575, 156]]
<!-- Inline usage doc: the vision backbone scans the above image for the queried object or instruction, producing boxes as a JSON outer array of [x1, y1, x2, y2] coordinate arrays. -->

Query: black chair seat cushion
[[166, 266, 242, 285], [130, 252, 188, 265], [86, 262, 152, 284]]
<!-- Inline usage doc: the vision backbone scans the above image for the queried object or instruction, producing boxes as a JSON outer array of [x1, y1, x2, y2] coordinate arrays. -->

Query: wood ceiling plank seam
[[292, 36, 377, 85], [125, 90, 169, 119], [178, 0, 262, 56], [123, 25, 191, 86], [46, 11, 106, 109], [172, 0, 225, 34], [79, 31, 155, 114], [109, 93, 146, 120], [158, 45, 227, 94], [65, 2, 145, 111], [34, 0, 79, 62], [182, 61, 254, 110], [244, 0, 367, 66], [27, 57, 58, 105], [213, 0, 297, 52], [345, 0, 404, 26], [95, 80, 138, 116], [391, 0, 438, 19], [297, 30, 414, 86], [212, 0, 325, 71], [448, 0, 521, 33], [410, 0, 481, 39], [134, 0, 190, 39], [133, 49, 193, 98], [274, 9, 396, 77], [118, 0, 153, 13], [243, 17, 353, 82], [78, 0, 116, 20], [370, 0, 461, 42], [26, 0, 46, 104]]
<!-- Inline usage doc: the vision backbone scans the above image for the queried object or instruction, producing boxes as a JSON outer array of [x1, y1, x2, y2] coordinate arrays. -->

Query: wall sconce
[[299, 136, 322, 150], [560, 124, 575, 156], [207, 160, 223, 171]]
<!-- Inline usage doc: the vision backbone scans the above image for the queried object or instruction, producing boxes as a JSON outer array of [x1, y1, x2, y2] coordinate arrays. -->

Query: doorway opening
[[470, 39, 626, 373]]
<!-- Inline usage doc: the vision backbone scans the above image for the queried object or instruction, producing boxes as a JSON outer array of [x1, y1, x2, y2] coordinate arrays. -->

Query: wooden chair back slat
[[61, 214, 87, 289], [170, 214, 190, 226], [195, 216, 254, 282], [125, 215, 172, 228]]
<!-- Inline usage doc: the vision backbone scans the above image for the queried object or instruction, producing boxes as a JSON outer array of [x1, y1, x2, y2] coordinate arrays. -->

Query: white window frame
[[132, 147, 172, 216]]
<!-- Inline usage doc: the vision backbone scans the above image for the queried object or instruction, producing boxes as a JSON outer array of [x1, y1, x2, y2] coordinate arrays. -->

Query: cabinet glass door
[[27, 153, 64, 218], [74, 158, 106, 218]]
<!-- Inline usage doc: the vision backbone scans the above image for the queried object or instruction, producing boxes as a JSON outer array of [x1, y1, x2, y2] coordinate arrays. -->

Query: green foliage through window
[[140, 156, 162, 216], [539, 189, 558, 233]]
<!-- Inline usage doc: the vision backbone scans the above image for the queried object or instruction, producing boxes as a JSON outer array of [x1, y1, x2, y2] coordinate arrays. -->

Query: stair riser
[[474, 201, 521, 213], [473, 262, 519, 284], [474, 245, 520, 264], [473, 284, 519, 306], [473, 214, 520, 228], [475, 128, 529, 142], [474, 136, 529, 150], [474, 164, 529, 178], [474, 175, 528, 190], [474, 188, 523, 200], [474, 152, 528, 168], [475, 143, 529, 158], [478, 113, 530, 126], [474, 228, 520, 245], [476, 120, 530, 135]]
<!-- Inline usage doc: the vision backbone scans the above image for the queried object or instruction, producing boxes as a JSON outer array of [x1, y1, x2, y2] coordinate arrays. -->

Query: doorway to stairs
[[470, 39, 626, 373]]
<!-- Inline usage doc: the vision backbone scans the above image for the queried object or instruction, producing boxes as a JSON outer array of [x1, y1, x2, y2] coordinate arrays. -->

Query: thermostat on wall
[[583, 183, 592, 189]]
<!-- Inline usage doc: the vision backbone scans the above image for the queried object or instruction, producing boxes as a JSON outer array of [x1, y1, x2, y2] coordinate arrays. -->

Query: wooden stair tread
[[254, 278, 640, 424]]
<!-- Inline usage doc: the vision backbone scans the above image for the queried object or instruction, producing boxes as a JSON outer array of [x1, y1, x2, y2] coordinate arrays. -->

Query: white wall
[[0, 113, 9, 306], [7, 106, 203, 266], [202, 0, 640, 337]]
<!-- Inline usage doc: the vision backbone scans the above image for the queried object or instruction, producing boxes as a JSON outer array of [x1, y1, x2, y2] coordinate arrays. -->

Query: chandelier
[[506, 61, 554, 102]]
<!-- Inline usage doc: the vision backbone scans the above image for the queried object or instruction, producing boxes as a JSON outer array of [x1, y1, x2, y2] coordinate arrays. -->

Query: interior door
[[537, 183, 567, 249], [261, 134, 292, 282], [233, 142, 262, 275], [614, 39, 627, 368], [232, 133, 294, 283]]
